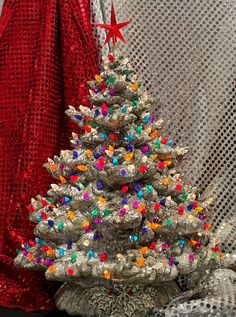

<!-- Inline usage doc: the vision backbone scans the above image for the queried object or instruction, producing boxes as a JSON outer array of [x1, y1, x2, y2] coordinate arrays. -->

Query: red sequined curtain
[[0, 0, 99, 311]]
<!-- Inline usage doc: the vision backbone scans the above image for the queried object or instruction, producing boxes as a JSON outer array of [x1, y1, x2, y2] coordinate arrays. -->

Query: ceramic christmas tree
[[14, 3, 233, 316]]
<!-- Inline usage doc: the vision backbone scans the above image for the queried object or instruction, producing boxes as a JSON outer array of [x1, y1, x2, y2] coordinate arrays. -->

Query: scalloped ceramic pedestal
[[55, 281, 181, 317]]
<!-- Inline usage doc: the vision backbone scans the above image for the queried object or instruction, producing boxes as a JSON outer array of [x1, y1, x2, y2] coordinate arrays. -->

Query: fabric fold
[[0, 0, 99, 310]]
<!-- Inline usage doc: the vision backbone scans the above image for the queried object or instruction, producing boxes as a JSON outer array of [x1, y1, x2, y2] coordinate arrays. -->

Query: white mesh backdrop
[[91, 1, 236, 315], [91, 0, 236, 253]]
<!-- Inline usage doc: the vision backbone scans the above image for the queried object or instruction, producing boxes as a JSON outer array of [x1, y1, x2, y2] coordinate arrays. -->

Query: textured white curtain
[[91, 0, 236, 254]]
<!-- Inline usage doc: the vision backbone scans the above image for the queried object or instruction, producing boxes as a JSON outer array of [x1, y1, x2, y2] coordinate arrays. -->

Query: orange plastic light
[[131, 82, 139, 91], [59, 175, 67, 184], [189, 240, 197, 246], [49, 164, 57, 171], [151, 130, 158, 138], [150, 154, 158, 161], [137, 257, 145, 267], [140, 246, 148, 255], [48, 265, 56, 273], [77, 165, 88, 171], [46, 249, 55, 256], [137, 204, 146, 215], [27, 253, 34, 261], [164, 160, 172, 166]]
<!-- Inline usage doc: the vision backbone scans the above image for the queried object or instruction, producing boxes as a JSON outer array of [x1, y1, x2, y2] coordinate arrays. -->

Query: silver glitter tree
[[14, 49, 234, 316]]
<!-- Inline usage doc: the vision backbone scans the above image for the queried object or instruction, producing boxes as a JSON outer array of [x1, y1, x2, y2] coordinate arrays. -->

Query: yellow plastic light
[[83, 221, 90, 227], [194, 207, 203, 213], [98, 197, 106, 203], [162, 178, 170, 186], [149, 223, 160, 230], [95, 74, 103, 82], [125, 153, 133, 161], [68, 211, 75, 219], [104, 270, 111, 279], [108, 145, 115, 152], [85, 149, 93, 158]]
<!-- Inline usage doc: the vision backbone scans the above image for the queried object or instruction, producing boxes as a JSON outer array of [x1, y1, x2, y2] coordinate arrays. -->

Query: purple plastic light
[[94, 218, 102, 225], [134, 184, 142, 191], [141, 146, 149, 153], [132, 201, 139, 208], [120, 169, 127, 176], [121, 197, 128, 204]]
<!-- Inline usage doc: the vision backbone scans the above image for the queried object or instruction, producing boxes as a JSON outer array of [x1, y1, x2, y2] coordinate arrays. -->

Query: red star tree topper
[[97, 1, 131, 46]]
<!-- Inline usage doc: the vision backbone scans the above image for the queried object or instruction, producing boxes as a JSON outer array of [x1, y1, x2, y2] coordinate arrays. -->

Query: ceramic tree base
[[55, 281, 181, 317]]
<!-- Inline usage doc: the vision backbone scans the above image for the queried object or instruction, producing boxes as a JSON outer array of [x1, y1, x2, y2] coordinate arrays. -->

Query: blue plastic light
[[160, 198, 166, 207], [88, 250, 94, 258], [74, 114, 83, 121], [101, 133, 107, 139], [130, 234, 139, 241], [112, 157, 119, 165], [137, 191, 143, 199], [73, 151, 78, 159], [48, 219, 54, 227]]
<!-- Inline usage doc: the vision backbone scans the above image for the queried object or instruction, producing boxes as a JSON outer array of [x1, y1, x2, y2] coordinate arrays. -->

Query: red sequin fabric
[[0, 0, 99, 310]]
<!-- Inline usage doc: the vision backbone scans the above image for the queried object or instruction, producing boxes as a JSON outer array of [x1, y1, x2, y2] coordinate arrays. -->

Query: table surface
[[0, 308, 71, 317]]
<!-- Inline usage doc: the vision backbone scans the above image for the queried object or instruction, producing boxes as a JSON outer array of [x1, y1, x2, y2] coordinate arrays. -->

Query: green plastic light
[[108, 108, 114, 115], [165, 218, 172, 227], [181, 193, 189, 201], [79, 183, 85, 190], [107, 76, 116, 85], [102, 210, 111, 217], [91, 209, 98, 216], [211, 252, 218, 259], [71, 254, 77, 263], [122, 70, 132, 79], [58, 221, 65, 230], [147, 185, 153, 192], [132, 100, 138, 108], [136, 125, 143, 133], [155, 139, 161, 149], [91, 121, 99, 128]]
